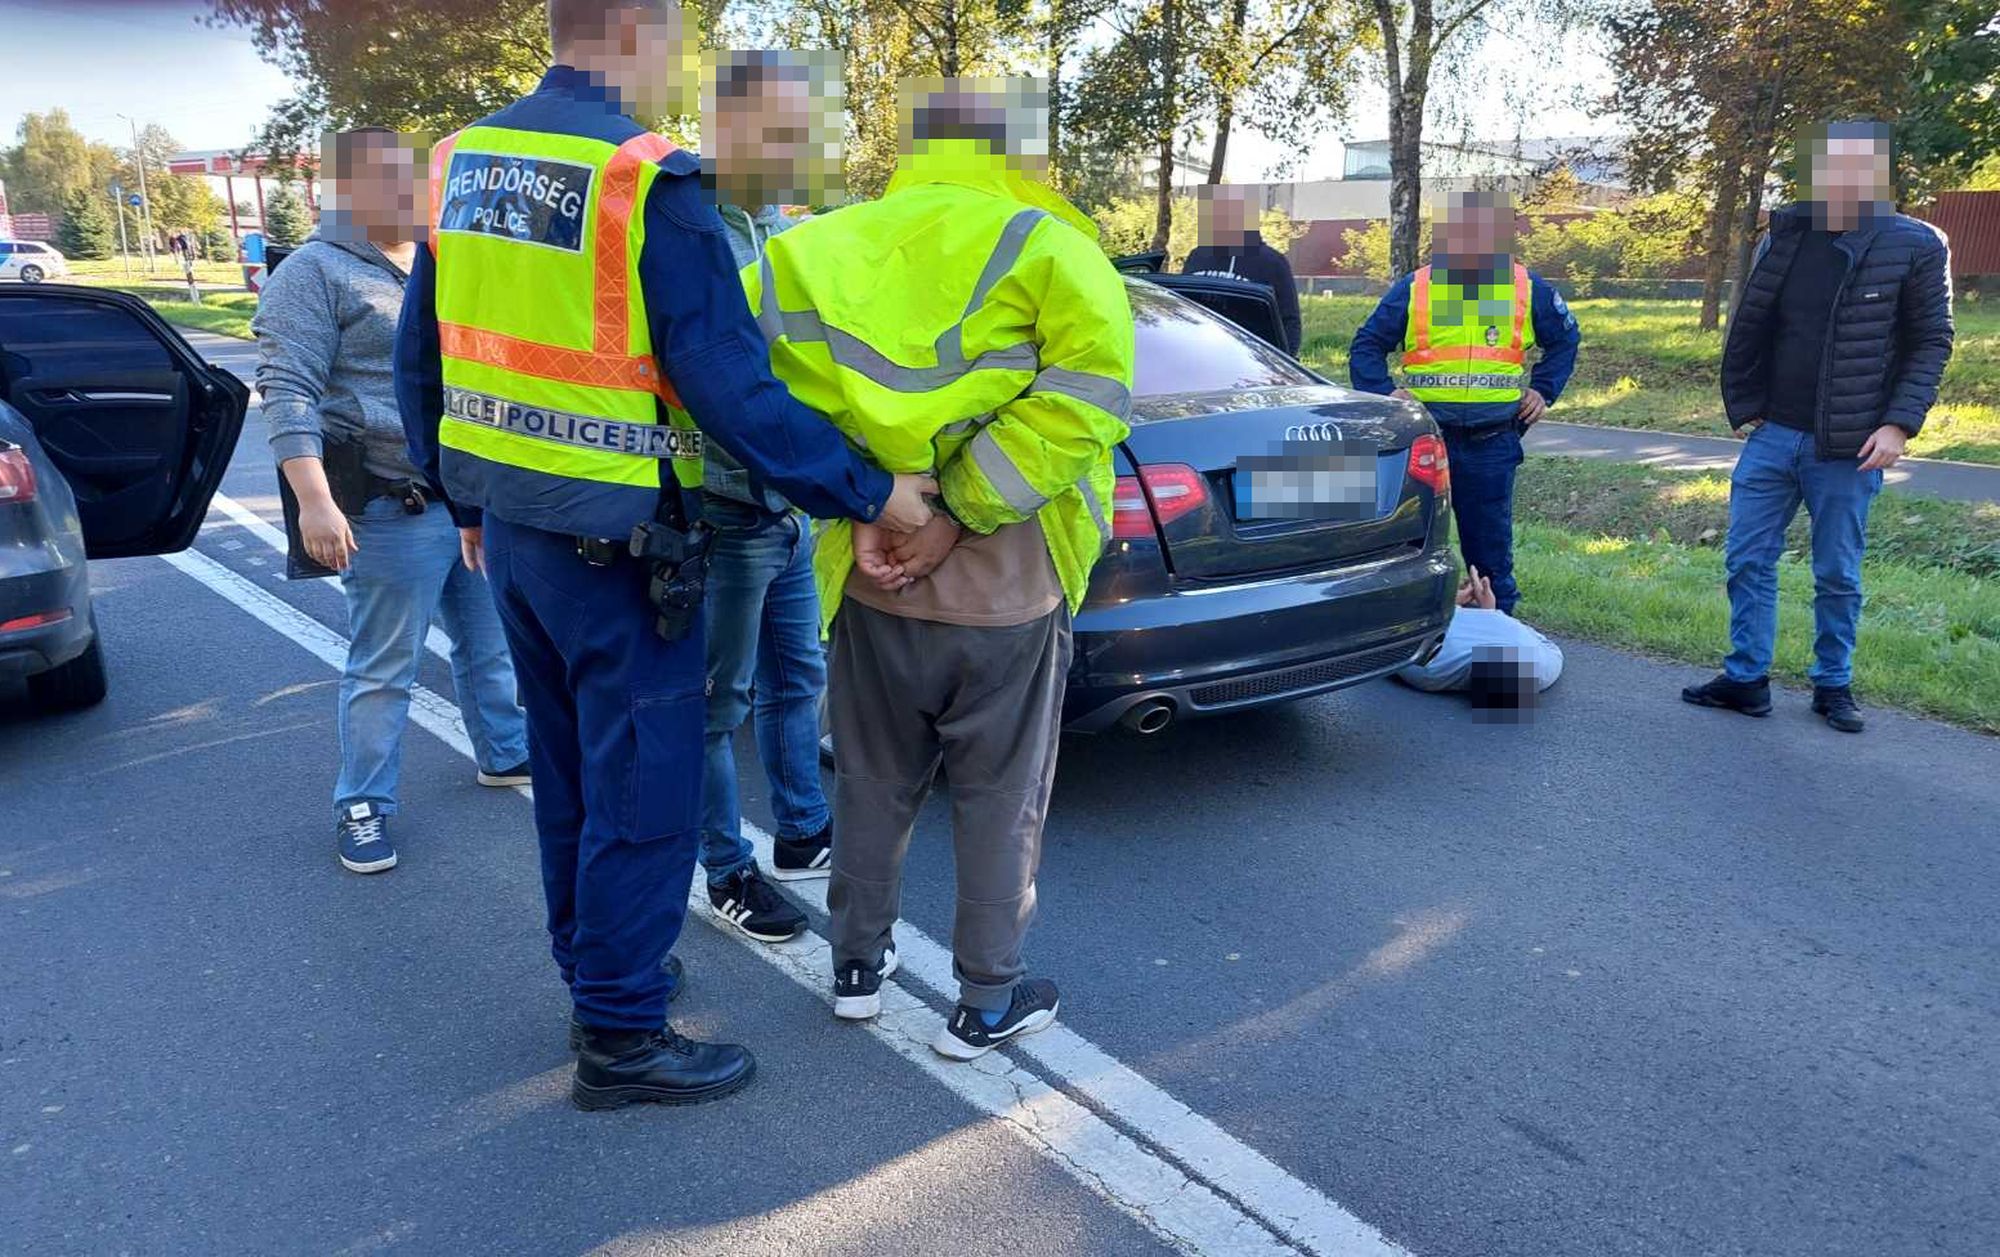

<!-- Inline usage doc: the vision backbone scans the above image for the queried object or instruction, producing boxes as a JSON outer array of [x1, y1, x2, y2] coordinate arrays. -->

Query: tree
[[1, 109, 114, 216], [1606, 0, 1908, 328], [57, 188, 115, 260], [263, 185, 310, 247], [1893, 2, 2000, 201], [1092, 192, 1303, 266], [1201, 0, 1365, 183], [1068, 0, 1211, 250]]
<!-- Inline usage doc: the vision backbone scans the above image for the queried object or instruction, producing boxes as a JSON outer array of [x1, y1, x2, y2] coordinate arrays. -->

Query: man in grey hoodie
[[693, 51, 848, 943], [253, 127, 529, 875]]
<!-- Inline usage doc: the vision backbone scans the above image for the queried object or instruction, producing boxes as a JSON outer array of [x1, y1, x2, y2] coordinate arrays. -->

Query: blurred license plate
[[1234, 453, 1376, 522]]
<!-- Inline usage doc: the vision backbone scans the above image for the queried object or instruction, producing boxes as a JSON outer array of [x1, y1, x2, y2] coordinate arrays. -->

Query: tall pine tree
[[57, 187, 115, 261], [262, 186, 310, 248]]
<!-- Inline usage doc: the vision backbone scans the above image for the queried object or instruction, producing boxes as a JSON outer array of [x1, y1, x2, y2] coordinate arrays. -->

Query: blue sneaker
[[336, 802, 397, 874]]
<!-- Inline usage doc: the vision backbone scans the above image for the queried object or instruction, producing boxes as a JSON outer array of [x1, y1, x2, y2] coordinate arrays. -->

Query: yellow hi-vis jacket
[[739, 141, 1136, 635], [427, 124, 705, 539], [1399, 260, 1536, 405]]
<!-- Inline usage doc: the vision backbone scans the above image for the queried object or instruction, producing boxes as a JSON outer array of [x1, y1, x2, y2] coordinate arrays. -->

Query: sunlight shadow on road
[[1143, 905, 1471, 1073]]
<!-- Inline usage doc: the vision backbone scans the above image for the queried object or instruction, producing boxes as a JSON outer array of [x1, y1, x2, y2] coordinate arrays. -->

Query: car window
[[28, 244, 52, 255], [1128, 279, 1314, 399], [0, 243, 15, 256], [0, 297, 174, 381]]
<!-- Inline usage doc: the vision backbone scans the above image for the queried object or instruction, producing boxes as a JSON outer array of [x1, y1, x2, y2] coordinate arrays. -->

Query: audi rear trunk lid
[[1120, 384, 1441, 582]]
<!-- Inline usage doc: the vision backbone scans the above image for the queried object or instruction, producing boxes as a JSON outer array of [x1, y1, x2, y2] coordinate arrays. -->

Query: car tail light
[[1, 608, 72, 633], [0, 448, 36, 504], [1407, 434, 1449, 494], [1112, 464, 1208, 538]]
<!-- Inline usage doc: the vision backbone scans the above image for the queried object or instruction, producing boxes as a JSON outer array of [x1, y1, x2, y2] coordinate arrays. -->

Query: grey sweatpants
[[827, 600, 1072, 1012]]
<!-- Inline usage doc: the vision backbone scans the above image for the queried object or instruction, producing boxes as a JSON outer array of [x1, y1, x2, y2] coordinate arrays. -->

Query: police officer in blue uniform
[[395, 0, 935, 1110]]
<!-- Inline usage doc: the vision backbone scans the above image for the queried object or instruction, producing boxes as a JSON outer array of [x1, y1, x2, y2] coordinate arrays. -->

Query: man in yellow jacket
[[741, 79, 1134, 1060]]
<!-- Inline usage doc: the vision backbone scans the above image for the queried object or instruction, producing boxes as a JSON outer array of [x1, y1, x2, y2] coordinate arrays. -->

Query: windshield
[[1127, 277, 1315, 399]]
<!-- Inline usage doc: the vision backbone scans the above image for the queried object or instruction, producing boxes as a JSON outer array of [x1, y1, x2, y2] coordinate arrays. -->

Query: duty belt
[[444, 385, 704, 461], [1401, 373, 1525, 391]]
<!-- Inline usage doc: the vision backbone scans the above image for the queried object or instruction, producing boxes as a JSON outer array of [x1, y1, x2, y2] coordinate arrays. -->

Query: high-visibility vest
[[737, 141, 1135, 635], [427, 123, 704, 540], [1399, 261, 1536, 405]]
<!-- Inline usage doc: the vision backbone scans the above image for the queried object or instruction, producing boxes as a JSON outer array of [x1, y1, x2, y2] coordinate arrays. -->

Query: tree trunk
[[1725, 75, 1786, 319], [1206, 0, 1251, 184], [1150, 0, 1179, 252], [1376, 0, 1430, 278], [1698, 155, 1744, 331]]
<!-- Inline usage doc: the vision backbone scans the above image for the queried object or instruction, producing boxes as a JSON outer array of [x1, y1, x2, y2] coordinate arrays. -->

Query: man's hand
[[1455, 564, 1498, 611], [1391, 388, 1418, 402], [459, 526, 484, 573], [887, 515, 962, 583], [1857, 424, 1908, 472], [1516, 389, 1549, 428], [878, 473, 938, 533], [851, 522, 908, 592], [298, 496, 359, 573]]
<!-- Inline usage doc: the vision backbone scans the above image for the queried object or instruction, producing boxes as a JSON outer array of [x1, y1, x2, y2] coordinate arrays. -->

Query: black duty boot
[[571, 1025, 755, 1110], [1812, 685, 1866, 733], [569, 954, 684, 1051], [1680, 673, 1773, 717]]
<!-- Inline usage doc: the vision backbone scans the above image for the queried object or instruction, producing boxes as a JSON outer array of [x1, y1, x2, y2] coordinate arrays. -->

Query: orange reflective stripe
[[1510, 260, 1529, 353], [1410, 266, 1432, 352], [439, 323, 684, 408], [1403, 345, 1526, 367], [594, 133, 676, 357], [426, 132, 461, 257]]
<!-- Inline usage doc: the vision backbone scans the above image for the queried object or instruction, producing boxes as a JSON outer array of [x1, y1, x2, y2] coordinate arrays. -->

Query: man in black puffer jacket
[[1683, 120, 1954, 733]]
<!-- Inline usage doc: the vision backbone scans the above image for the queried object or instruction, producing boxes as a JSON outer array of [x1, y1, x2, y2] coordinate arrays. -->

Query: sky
[[0, 0, 1614, 184]]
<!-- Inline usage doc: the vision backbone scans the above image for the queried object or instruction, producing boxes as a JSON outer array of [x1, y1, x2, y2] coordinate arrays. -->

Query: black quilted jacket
[[1721, 203, 1954, 459]]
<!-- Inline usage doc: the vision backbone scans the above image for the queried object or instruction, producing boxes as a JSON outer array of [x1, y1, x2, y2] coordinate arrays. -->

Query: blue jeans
[[699, 500, 831, 884], [1723, 423, 1882, 688], [334, 497, 528, 816], [1442, 423, 1524, 612]]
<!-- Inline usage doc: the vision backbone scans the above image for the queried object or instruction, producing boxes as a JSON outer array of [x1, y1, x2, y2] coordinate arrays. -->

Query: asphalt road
[[3, 332, 1996, 1257]]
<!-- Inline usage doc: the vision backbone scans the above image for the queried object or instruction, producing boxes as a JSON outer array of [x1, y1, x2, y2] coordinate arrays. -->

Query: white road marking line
[[179, 506, 1408, 1257]]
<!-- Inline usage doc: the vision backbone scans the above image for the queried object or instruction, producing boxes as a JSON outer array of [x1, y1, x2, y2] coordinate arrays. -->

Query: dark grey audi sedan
[[1063, 272, 1455, 733]]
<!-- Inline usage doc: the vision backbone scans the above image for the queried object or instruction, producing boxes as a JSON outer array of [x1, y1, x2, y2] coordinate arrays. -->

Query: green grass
[[1299, 293, 2000, 466], [121, 288, 258, 340], [65, 256, 247, 286], [1512, 456, 2000, 732]]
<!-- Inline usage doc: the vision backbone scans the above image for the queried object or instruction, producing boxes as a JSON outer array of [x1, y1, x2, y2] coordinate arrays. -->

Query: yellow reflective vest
[[739, 141, 1136, 635], [1399, 261, 1536, 405], [427, 123, 704, 539]]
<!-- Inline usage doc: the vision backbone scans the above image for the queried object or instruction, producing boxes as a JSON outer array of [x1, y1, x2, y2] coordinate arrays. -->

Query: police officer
[[1347, 189, 1580, 613], [394, 0, 935, 1111]]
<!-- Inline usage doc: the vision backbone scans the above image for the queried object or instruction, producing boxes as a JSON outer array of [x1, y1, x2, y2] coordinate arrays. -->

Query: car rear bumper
[[0, 563, 93, 679], [1065, 544, 1455, 732]]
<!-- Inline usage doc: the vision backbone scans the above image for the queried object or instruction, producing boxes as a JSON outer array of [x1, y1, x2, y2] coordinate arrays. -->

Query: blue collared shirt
[[1347, 264, 1581, 429], [395, 66, 889, 529]]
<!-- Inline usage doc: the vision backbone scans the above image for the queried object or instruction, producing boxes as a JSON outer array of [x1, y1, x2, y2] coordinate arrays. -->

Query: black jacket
[[1182, 233, 1303, 354], [1721, 203, 1954, 459]]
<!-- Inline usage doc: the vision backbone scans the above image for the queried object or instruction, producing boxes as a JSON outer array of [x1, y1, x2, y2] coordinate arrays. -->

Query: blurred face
[[900, 76, 1051, 179], [710, 63, 843, 207], [1434, 198, 1514, 267], [1809, 133, 1892, 226], [1198, 188, 1255, 246], [572, 3, 694, 119], [327, 134, 422, 243]]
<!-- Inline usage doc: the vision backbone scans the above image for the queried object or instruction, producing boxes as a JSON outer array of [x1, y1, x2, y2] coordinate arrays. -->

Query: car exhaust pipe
[[1120, 698, 1176, 735]]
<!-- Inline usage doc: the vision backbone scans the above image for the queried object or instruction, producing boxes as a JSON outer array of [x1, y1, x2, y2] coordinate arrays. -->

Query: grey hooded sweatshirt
[[252, 237, 419, 483], [706, 203, 796, 513]]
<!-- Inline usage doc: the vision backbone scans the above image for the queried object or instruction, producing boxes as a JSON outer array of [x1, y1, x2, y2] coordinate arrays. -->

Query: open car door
[[1118, 266, 1293, 358], [0, 285, 247, 558]]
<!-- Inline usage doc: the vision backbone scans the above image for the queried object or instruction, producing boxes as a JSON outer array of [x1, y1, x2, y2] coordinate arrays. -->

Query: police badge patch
[[438, 152, 595, 252], [1485, 325, 1501, 346]]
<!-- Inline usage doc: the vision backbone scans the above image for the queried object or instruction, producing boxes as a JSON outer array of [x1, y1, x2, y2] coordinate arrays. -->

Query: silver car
[[0, 240, 71, 285]]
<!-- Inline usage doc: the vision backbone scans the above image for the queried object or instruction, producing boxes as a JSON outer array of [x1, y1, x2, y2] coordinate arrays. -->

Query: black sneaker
[[569, 954, 684, 1051], [708, 867, 806, 943], [336, 802, 397, 874], [933, 978, 1061, 1061], [1812, 685, 1866, 733], [571, 1025, 755, 1110], [1680, 673, 1773, 717], [831, 947, 900, 1021], [476, 760, 532, 787], [771, 825, 833, 881]]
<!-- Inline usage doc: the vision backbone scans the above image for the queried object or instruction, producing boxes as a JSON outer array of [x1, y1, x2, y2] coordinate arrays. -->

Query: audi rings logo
[[1285, 422, 1343, 442]]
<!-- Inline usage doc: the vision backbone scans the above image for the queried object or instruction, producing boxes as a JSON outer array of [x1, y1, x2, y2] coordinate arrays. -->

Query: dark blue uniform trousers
[[1441, 424, 1525, 613], [482, 515, 702, 1032]]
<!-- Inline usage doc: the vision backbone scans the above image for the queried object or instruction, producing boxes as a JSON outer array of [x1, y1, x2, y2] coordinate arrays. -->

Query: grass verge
[[123, 289, 257, 340], [1513, 456, 2000, 732], [1298, 294, 2000, 467]]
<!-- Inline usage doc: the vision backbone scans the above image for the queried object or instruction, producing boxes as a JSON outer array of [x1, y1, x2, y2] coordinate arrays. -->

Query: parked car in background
[[0, 286, 247, 712], [0, 240, 70, 285]]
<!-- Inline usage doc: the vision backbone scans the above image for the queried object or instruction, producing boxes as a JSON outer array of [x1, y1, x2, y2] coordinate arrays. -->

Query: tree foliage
[[1893, 2, 2000, 199], [1092, 193, 1302, 265], [1, 109, 121, 217], [1517, 190, 1707, 279], [262, 185, 311, 247], [57, 187, 116, 260]]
